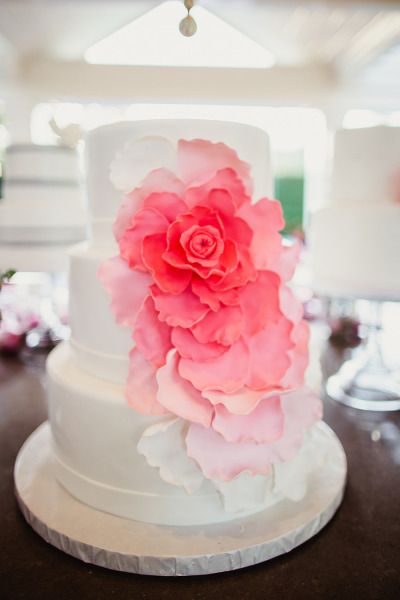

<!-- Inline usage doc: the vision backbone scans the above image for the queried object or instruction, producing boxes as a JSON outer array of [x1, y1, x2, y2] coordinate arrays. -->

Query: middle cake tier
[[69, 241, 132, 384]]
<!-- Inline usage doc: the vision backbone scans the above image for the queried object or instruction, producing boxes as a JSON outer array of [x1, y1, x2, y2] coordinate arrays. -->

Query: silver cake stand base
[[14, 421, 346, 576]]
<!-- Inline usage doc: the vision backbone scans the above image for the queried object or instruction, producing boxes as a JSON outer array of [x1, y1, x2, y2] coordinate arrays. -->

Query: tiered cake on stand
[[14, 120, 346, 575], [311, 125, 400, 410]]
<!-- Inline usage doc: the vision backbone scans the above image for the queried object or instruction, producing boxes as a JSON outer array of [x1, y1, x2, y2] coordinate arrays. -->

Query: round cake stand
[[326, 301, 400, 412], [14, 421, 347, 577]]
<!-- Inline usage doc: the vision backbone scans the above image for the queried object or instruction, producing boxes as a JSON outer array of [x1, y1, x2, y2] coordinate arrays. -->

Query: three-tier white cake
[[310, 126, 400, 300], [47, 120, 324, 527]]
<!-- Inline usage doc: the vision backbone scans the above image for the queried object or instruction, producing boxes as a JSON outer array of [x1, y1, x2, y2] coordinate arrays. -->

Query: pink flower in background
[[99, 138, 322, 482]]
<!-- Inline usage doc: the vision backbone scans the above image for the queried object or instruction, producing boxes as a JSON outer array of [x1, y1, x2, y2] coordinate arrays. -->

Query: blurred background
[[0, 0, 399, 410]]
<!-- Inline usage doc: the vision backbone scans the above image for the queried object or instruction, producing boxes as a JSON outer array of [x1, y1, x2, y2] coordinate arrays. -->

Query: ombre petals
[[212, 395, 284, 444], [126, 349, 168, 416], [239, 270, 282, 335], [133, 296, 172, 368], [143, 192, 187, 223], [179, 339, 249, 393], [281, 320, 310, 389], [156, 350, 214, 427], [97, 257, 151, 328], [151, 285, 209, 327]]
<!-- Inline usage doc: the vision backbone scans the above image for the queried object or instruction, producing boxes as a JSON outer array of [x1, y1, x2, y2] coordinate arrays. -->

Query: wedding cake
[[310, 126, 400, 300], [47, 120, 323, 526], [0, 144, 87, 272]]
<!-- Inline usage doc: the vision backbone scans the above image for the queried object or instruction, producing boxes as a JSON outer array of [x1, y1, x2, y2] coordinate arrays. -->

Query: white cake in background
[[0, 144, 87, 272], [310, 126, 400, 300], [46, 120, 322, 527]]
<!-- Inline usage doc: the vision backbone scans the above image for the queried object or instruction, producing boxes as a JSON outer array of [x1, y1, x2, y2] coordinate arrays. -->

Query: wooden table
[[0, 344, 399, 599]]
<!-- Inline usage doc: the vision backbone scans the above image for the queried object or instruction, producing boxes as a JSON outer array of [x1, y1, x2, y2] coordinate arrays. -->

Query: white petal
[[213, 472, 273, 513], [137, 417, 204, 494], [110, 136, 176, 192], [273, 424, 327, 502]]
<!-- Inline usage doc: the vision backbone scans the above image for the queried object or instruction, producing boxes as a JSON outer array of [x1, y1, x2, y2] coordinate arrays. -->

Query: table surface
[[1, 342, 399, 600]]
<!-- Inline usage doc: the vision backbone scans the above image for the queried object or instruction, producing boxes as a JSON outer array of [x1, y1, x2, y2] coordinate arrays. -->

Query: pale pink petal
[[185, 168, 250, 209], [97, 257, 151, 328], [119, 208, 169, 270], [191, 277, 221, 311], [126, 348, 168, 416], [179, 339, 249, 393], [142, 233, 192, 294], [281, 320, 309, 389], [113, 188, 144, 241], [212, 395, 284, 444], [186, 424, 273, 481], [239, 270, 281, 336], [237, 198, 284, 271], [133, 296, 172, 368], [279, 284, 303, 324], [151, 285, 209, 327], [246, 317, 293, 390], [156, 350, 214, 427], [191, 305, 244, 346], [275, 240, 301, 282], [171, 327, 227, 361], [202, 386, 277, 415], [178, 140, 252, 194], [143, 192, 187, 223], [271, 388, 323, 461]]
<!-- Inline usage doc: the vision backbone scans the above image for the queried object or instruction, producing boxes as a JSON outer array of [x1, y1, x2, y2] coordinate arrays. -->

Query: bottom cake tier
[[47, 342, 323, 526]]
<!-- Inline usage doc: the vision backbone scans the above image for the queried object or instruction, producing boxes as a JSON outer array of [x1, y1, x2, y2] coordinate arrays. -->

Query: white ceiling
[[0, 0, 399, 72]]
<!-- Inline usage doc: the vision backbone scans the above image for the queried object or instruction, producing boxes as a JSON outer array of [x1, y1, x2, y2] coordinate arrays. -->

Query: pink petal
[[246, 317, 293, 390], [171, 327, 227, 361], [113, 188, 144, 242], [142, 233, 192, 294], [119, 207, 169, 270], [143, 191, 187, 223], [179, 339, 249, 393], [237, 198, 284, 271], [151, 284, 209, 327], [281, 320, 309, 389], [279, 284, 303, 324], [202, 386, 276, 415], [126, 348, 168, 416], [156, 350, 214, 427], [97, 257, 151, 328], [191, 305, 244, 346], [133, 296, 172, 368], [186, 424, 273, 481], [239, 270, 282, 336], [275, 240, 301, 282], [191, 277, 221, 311], [178, 140, 252, 195], [271, 388, 323, 461], [212, 395, 284, 444], [204, 188, 253, 246], [140, 168, 184, 195], [185, 168, 250, 209]]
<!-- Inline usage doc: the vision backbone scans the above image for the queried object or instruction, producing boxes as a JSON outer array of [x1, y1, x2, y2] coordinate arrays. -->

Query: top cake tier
[[4, 144, 80, 184], [85, 120, 272, 244], [331, 125, 400, 206]]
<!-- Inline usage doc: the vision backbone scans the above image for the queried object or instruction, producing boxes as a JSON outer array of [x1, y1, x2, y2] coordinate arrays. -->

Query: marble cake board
[[14, 421, 347, 576]]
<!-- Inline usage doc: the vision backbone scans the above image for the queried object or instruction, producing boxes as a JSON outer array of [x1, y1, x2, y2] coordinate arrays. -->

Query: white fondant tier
[[69, 242, 131, 383], [4, 144, 80, 182], [0, 186, 86, 229], [47, 342, 279, 526], [310, 203, 400, 300], [331, 126, 400, 207], [85, 120, 272, 244]]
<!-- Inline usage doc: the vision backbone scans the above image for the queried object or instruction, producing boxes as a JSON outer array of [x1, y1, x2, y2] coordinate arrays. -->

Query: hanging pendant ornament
[[179, 0, 197, 37]]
